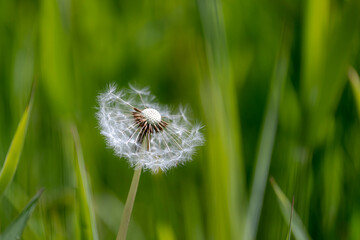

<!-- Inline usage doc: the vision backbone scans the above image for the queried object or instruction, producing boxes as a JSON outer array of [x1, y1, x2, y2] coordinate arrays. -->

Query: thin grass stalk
[[288, 196, 294, 240], [116, 167, 142, 240], [244, 26, 290, 240], [270, 177, 310, 240]]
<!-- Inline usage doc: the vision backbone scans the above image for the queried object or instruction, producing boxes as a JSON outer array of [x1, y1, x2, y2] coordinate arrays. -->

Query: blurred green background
[[1, 0, 360, 239]]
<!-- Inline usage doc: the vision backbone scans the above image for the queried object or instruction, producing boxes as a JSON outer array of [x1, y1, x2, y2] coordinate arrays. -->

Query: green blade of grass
[[0, 86, 34, 197], [348, 67, 360, 120], [72, 125, 99, 240], [301, 0, 329, 108], [4, 183, 46, 239], [197, 0, 246, 237], [244, 26, 290, 240], [288, 196, 294, 240], [0, 189, 43, 240], [270, 178, 311, 240]]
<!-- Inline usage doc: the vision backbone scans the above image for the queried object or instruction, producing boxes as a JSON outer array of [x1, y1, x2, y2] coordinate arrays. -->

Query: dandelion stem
[[116, 167, 142, 240]]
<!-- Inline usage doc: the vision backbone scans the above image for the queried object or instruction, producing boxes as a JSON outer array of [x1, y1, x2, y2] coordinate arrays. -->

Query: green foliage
[[1, 0, 360, 239], [72, 126, 99, 240], [0, 87, 34, 196], [348, 67, 360, 120], [245, 27, 290, 240], [0, 189, 43, 240], [197, 0, 246, 238], [270, 178, 310, 240]]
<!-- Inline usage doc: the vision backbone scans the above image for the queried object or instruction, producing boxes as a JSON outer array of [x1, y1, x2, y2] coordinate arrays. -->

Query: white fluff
[[97, 84, 204, 173]]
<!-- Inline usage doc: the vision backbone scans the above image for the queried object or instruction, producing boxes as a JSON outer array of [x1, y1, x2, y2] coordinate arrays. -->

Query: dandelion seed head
[[97, 84, 204, 173], [142, 108, 161, 124]]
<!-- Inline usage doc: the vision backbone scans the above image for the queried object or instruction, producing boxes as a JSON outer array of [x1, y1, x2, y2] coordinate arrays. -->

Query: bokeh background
[[1, 0, 360, 239]]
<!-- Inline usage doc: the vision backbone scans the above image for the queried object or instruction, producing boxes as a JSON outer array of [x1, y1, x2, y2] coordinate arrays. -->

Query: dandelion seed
[[97, 84, 204, 173]]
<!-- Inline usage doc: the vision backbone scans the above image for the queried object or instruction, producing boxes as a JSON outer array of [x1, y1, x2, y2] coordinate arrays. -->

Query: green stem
[[288, 195, 294, 240], [116, 167, 142, 240]]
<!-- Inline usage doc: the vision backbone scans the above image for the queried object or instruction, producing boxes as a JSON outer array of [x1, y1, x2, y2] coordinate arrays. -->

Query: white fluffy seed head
[[142, 108, 161, 124], [97, 84, 204, 173]]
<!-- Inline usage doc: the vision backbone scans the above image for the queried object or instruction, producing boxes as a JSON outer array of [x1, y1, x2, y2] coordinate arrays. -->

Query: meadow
[[1, 0, 360, 239]]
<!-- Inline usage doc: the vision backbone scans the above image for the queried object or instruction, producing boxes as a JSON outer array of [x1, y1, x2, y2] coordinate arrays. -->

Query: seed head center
[[142, 108, 161, 124]]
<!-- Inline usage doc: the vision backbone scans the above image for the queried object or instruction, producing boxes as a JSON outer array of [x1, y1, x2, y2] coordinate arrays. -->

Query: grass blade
[[197, 0, 246, 237], [0, 86, 34, 196], [0, 189, 43, 240], [348, 67, 360, 120], [244, 26, 290, 240], [4, 183, 46, 239], [72, 125, 99, 240], [270, 177, 311, 240], [288, 196, 294, 240]]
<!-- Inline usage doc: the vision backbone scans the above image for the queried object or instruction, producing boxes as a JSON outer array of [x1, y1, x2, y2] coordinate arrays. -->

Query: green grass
[[1, 189, 43, 240], [0, 86, 34, 197], [1, 0, 360, 239], [72, 125, 99, 240], [270, 178, 310, 240]]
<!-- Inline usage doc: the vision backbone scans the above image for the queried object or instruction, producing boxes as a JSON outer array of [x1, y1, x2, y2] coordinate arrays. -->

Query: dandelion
[[96, 84, 204, 240], [97, 84, 204, 173]]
